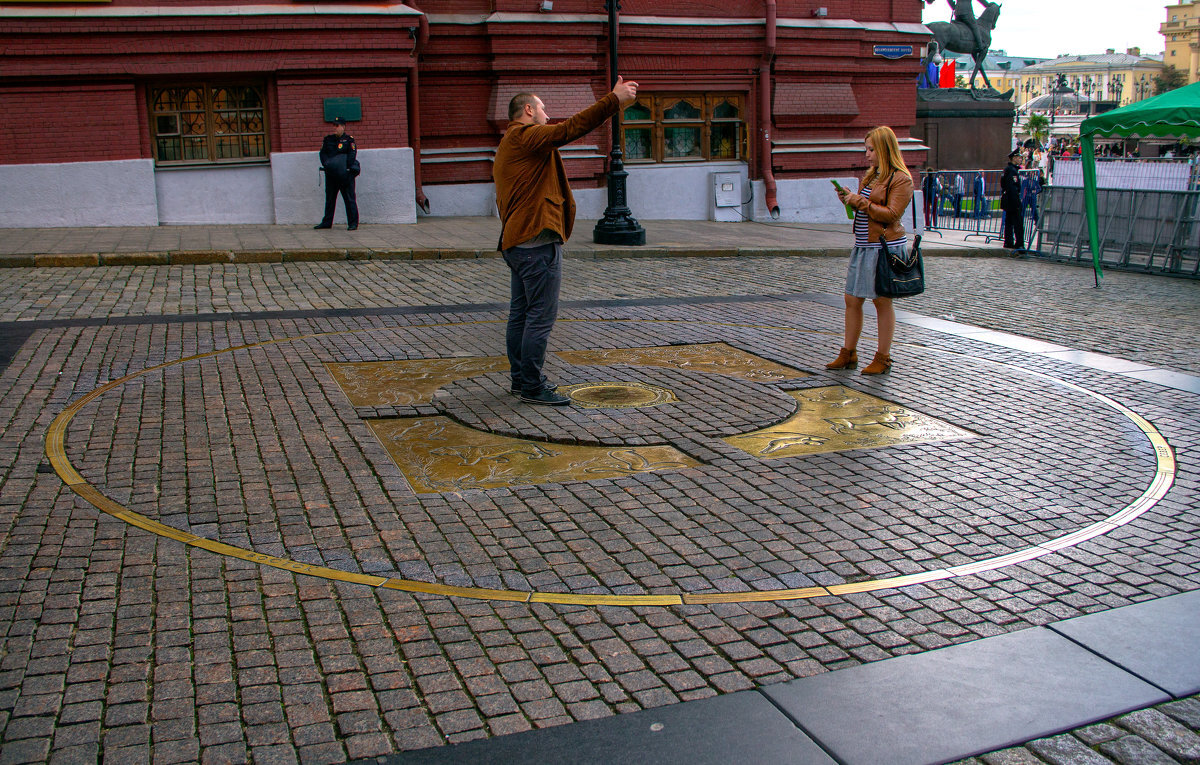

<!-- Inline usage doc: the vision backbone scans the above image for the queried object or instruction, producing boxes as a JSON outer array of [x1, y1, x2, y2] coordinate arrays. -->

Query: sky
[[920, 0, 1167, 61]]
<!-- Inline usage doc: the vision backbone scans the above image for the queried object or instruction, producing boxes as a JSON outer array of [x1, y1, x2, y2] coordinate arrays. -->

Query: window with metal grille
[[621, 94, 745, 164], [150, 84, 268, 165]]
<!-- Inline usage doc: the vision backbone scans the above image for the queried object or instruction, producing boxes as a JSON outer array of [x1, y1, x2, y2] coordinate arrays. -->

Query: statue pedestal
[[914, 88, 1015, 170]]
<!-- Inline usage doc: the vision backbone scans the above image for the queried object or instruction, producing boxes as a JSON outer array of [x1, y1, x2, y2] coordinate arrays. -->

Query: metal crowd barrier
[[1029, 185, 1200, 278]]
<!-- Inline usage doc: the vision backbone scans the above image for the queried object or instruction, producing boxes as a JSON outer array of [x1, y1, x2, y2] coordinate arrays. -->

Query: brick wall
[[0, 84, 142, 164], [0, 2, 926, 175], [275, 76, 409, 154]]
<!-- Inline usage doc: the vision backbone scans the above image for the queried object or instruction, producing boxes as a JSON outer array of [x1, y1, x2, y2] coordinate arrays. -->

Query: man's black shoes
[[313, 223, 332, 229], [347, 225, 358, 231], [520, 389, 571, 406], [510, 381, 557, 396]]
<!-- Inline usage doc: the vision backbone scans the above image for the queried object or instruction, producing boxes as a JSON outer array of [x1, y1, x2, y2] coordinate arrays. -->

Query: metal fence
[[918, 170, 1039, 244], [1031, 185, 1200, 278]]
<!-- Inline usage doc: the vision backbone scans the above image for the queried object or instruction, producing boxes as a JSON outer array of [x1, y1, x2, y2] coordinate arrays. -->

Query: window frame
[[148, 82, 270, 167], [620, 92, 746, 165]]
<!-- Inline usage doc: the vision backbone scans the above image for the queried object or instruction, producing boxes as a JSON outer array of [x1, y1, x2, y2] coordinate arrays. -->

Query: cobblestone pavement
[[1, 253, 1198, 374], [0, 252, 1197, 763], [955, 696, 1200, 765]]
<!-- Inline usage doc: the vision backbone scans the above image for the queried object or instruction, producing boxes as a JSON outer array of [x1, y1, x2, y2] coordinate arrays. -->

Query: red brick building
[[0, 0, 929, 226]]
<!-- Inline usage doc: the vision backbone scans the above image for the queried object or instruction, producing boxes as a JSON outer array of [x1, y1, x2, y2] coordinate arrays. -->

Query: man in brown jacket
[[493, 76, 639, 405]]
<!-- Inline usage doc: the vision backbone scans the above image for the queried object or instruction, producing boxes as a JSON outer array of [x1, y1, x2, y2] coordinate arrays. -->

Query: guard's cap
[[332, 117, 347, 126], [1008, 149, 1021, 158]]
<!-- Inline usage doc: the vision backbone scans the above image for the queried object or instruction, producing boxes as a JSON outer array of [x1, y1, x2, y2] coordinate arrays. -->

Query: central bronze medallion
[[558, 381, 677, 409], [326, 343, 973, 492]]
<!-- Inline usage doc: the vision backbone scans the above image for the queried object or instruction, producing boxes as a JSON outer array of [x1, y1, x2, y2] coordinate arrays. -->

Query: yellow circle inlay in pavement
[[45, 319, 1176, 606]]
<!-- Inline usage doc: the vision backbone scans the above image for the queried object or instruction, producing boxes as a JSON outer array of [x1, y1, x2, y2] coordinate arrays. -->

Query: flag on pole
[[939, 59, 956, 88]]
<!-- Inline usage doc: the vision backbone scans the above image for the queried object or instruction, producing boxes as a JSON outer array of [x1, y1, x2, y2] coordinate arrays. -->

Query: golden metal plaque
[[559, 382, 677, 409], [725, 385, 976, 458], [369, 416, 700, 493], [557, 343, 809, 382], [327, 357, 507, 407]]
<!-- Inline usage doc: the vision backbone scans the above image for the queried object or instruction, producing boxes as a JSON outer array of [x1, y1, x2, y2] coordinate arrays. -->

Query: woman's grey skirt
[[845, 242, 909, 299]]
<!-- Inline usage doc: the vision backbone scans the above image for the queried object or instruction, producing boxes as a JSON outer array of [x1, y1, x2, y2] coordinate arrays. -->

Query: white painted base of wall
[[420, 163, 857, 224], [0, 149, 416, 228], [420, 183, 498, 218], [0, 159, 159, 227], [751, 177, 863, 223], [156, 165, 275, 225], [272, 148, 416, 225], [1, 154, 880, 228], [422, 162, 756, 222]]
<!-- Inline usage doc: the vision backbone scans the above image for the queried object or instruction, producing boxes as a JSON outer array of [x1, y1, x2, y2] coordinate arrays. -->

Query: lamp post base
[[593, 159, 645, 245], [593, 215, 646, 246]]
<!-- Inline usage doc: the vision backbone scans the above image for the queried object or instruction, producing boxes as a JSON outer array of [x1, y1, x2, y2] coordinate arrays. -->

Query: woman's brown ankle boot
[[861, 352, 893, 375], [825, 347, 858, 370]]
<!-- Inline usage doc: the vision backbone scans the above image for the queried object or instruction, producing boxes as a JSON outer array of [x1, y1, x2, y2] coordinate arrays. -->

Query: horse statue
[[924, 2, 1001, 94]]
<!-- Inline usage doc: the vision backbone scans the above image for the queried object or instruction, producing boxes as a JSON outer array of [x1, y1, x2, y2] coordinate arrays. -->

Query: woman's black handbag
[[874, 197, 925, 298], [875, 235, 924, 297]]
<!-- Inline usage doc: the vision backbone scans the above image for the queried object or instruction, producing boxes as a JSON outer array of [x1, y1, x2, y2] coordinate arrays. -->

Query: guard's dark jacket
[[320, 133, 359, 186], [1000, 161, 1021, 210]]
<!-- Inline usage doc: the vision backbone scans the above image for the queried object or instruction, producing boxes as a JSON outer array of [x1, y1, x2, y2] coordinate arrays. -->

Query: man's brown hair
[[508, 93, 538, 121]]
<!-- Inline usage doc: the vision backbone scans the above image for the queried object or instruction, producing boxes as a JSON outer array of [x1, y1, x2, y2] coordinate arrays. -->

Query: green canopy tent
[[1078, 81, 1200, 285]]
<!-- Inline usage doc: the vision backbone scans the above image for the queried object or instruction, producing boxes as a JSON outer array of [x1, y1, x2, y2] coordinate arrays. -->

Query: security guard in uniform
[[1001, 149, 1025, 249], [315, 117, 360, 230]]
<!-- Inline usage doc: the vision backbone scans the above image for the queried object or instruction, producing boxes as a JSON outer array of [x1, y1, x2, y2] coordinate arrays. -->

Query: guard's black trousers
[[1002, 201, 1025, 249], [320, 178, 358, 228]]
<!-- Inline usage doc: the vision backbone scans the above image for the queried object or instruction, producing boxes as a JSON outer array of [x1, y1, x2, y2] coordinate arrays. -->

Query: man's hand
[[612, 75, 639, 107]]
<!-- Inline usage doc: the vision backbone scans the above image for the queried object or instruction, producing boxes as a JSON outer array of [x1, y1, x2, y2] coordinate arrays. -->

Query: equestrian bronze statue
[[924, 0, 1002, 93]]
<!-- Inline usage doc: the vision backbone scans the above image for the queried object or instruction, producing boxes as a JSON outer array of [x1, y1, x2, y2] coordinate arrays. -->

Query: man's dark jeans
[[503, 242, 562, 394]]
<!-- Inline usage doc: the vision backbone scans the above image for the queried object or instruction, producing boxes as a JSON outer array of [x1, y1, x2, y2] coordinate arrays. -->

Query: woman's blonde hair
[[863, 126, 911, 186]]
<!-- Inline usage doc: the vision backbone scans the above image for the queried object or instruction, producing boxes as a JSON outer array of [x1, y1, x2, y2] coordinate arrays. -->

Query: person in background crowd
[[973, 171, 987, 219], [828, 125, 914, 377], [922, 167, 940, 229], [953, 172, 965, 218], [1021, 166, 1042, 229], [315, 117, 360, 230], [1000, 149, 1024, 249]]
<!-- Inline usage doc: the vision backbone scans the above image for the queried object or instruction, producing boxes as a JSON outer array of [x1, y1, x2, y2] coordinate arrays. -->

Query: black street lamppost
[[593, 0, 645, 246], [1108, 74, 1124, 106], [1134, 74, 1151, 101]]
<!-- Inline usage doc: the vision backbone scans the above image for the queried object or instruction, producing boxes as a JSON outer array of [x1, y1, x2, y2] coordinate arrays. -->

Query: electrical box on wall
[[710, 172, 743, 222]]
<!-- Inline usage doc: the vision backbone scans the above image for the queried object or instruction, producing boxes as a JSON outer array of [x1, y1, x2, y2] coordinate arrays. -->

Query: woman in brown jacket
[[829, 126, 914, 375]]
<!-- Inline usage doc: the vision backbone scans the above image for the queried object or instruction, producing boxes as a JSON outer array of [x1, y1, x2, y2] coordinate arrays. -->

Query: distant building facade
[[0, 1, 931, 228], [1163, 0, 1200, 83], [1016, 51, 1164, 113]]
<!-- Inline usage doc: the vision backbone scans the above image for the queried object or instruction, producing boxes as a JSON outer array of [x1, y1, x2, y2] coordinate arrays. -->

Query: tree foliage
[[1155, 65, 1187, 95], [1025, 114, 1051, 147]]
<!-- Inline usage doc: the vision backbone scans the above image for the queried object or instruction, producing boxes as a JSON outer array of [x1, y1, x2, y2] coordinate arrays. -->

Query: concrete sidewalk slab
[[1050, 590, 1200, 699], [373, 691, 836, 765], [761, 628, 1169, 765]]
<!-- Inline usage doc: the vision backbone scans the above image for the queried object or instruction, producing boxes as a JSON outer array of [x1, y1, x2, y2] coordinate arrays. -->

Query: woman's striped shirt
[[852, 183, 909, 249]]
